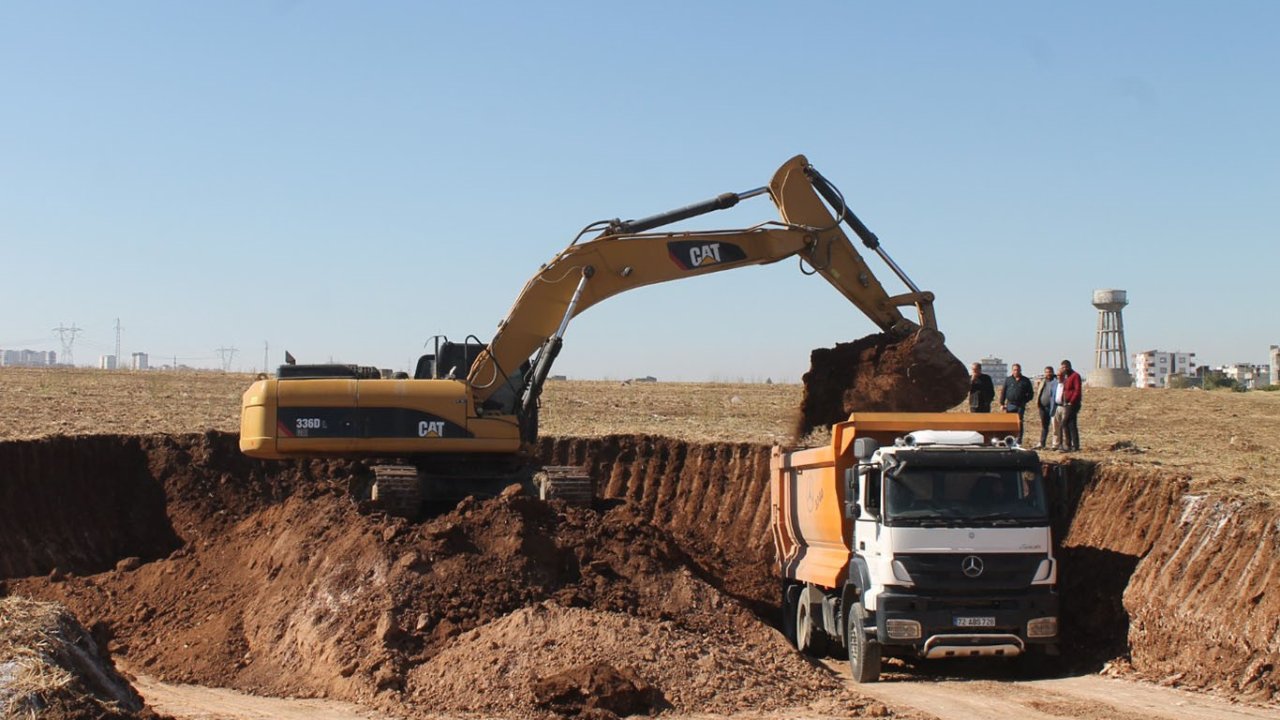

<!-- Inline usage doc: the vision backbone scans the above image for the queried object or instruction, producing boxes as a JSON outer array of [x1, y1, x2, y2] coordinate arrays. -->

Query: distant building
[[978, 357, 1007, 387], [1133, 350, 1198, 388], [0, 349, 57, 367], [1220, 363, 1270, 390], [131, 352, 149, 371], [1272, 346, 1279, 387], [99, 355, 118, 370]]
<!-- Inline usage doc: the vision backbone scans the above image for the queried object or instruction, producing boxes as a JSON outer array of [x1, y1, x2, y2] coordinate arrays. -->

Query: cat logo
[[688, 243, 722, 267], [418, 420, 446, 438], [667, 240, 748, 270]]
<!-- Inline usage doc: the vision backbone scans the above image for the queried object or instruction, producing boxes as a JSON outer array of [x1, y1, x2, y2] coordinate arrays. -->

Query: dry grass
[[0, 597, 76, 718], [2, 367, 1277, 500], [0, 367, 242, 439]]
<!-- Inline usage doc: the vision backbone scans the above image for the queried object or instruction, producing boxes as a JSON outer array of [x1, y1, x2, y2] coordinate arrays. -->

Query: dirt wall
[[1053, 462, 1280, 700], [0, 436, 180, 579], [537, 435, 777, 614], [2, 433, 858, 718], [2, 432, 1277, 712]]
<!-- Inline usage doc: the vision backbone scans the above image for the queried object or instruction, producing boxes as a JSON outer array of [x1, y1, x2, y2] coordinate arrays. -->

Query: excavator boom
[[468, 155, 937, 415], [240, 154, 956, 489]]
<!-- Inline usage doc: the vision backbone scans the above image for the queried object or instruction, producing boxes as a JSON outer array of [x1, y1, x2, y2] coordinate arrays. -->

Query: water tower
[[1091, 289, 1132, 387]]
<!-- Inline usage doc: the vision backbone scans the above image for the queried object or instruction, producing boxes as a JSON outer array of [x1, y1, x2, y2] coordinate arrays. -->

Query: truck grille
[[896, 553, 1044, 591]]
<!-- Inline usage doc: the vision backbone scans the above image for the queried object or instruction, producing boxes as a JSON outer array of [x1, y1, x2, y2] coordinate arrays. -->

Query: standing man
[[968, 362, 995, 413], [999, 363, 1034, 443], [1032, 366, 1058, 449], [1058, 359, 1083, 452]]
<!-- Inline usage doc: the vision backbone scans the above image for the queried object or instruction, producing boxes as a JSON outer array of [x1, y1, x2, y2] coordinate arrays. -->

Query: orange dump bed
[[769, 412, 1020, 590]]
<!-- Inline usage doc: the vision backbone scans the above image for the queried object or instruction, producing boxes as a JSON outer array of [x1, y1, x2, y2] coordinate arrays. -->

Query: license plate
[[955, 616, 996, 627]]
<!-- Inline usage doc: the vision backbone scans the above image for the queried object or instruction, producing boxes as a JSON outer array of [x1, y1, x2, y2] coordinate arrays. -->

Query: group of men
[[968, 360, 1083, 452]]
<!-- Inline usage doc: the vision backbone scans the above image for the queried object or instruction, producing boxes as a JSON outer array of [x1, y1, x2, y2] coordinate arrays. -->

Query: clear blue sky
[[2, 2, 1276, 380]]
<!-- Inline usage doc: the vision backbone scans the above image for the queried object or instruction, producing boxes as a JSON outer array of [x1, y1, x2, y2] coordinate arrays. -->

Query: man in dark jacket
[[1058, 359, 1083, 451], [968, 362, 995, 413], [999, 363, 1034, 443]]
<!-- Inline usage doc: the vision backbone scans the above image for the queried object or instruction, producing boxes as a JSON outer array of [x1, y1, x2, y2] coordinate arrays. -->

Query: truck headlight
[[891, 560, 914, 584], [886, 619, 922, 640], [1027, 616, 1058, 638]]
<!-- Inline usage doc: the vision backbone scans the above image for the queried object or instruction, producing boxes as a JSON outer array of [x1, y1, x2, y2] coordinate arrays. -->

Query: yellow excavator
[[240, 154, 945, 514]]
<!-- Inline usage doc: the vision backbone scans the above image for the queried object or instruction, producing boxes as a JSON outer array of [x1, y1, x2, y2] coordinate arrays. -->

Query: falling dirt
[[794, 328, 969, 439]]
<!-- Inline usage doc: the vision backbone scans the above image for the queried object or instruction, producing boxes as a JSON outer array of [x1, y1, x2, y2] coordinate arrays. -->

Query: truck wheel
[[846, 601, 881, 683], [782, 583, 800, 646], [795, 588, 829, 657]]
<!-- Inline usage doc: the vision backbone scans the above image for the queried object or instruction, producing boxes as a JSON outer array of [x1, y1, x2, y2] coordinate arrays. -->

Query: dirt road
[[829, 661, 1279, 720], [132, 674, 389, 720], [135, 667, 1278, 720]]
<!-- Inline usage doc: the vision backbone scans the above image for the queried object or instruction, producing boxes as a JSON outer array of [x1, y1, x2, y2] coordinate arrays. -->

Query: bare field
[[2, 366, 1277, 499]]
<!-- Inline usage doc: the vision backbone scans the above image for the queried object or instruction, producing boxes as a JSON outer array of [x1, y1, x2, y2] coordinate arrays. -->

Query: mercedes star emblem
[[961, 555, 984, 578]]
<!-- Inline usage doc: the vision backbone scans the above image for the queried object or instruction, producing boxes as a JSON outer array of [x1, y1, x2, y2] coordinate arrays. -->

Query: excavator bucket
[[794, 328, 969, 441]]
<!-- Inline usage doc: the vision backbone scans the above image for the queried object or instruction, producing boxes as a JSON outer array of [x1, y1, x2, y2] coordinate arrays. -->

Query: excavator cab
[[415, 339, 487, 380]]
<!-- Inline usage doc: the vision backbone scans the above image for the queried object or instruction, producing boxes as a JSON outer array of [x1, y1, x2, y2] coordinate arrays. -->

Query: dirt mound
[[4, 432, 858, 717], [531, 661, 659, 719], [411, 603, 856, 717], [13, 432, 1275, 713], [0, 596, 161, 720], [794, 328, 968, 439]]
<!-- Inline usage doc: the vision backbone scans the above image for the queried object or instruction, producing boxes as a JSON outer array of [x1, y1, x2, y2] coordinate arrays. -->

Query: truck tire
[[795, 586, 829, 657], [846, 601, 881, 683], [782, 583, 800, 646]]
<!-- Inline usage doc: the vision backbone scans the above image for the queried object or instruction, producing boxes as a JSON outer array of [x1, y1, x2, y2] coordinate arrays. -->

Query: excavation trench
[[1, 433, 1277, 717]]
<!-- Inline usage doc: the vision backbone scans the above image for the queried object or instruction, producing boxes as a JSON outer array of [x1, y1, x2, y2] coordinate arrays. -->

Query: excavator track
[[534, 465, 594, 506], [370, 465, 423, 518]]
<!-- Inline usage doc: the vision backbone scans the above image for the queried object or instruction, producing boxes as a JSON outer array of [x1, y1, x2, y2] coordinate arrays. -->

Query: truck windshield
[[883, 468, 1048, 526]]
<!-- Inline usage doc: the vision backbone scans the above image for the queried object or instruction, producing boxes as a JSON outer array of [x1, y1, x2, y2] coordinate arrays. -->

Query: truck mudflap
[[874, 588, 1059, 655]]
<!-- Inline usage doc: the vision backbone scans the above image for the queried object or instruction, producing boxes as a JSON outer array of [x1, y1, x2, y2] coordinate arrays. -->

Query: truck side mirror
[[854, 437, 879, 460], [844, 467, 860, 518]]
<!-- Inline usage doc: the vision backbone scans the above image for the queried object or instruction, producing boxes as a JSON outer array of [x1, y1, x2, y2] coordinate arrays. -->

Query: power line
[[215, 346, 238, 372], [114, 318, 124, 369], [51, 323, 83, 366]]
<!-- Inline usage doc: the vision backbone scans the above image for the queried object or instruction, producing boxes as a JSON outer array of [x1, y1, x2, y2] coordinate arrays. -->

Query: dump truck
[[771, 413, 1058, 681]]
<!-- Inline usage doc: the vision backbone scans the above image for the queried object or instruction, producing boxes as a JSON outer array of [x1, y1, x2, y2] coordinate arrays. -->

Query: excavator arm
[[468, 155, 939, 425]]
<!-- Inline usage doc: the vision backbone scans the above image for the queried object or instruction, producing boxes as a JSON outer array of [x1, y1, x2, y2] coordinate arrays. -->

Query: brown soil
[[3, 430, 1277, 716], [794, 329, 969, 439], [2, 432, 868, 718], [1052, 462, 1280, 702]]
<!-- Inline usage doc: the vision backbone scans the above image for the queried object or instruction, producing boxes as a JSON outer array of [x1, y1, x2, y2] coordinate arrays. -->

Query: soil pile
[[794, 328, 968, 439], [3, 433, 860, 717], [0, 596, 161, 720], [411, 603, 854, 717]]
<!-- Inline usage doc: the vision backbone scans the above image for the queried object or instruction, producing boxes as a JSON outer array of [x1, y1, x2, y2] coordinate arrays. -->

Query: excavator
[[240, 154, 952, 514]]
